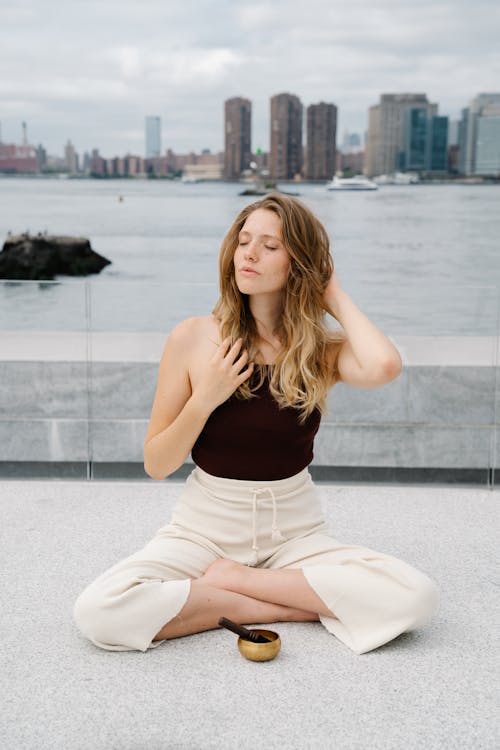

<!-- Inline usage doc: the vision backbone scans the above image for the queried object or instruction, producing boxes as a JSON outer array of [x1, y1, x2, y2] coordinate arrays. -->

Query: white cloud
[[0, 0, 498, 155], [145, 48, 244, 86], [237, 4, 280, 30], [111, 46, 143, 80]]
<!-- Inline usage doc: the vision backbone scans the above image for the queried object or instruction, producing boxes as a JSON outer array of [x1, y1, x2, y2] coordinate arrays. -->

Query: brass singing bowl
[[237, 629, 281, 662]]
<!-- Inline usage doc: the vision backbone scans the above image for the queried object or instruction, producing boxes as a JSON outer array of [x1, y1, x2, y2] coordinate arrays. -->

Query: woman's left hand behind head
[[323, 266, 343, 309]]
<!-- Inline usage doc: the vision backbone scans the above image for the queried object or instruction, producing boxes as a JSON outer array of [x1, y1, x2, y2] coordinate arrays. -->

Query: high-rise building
[[427, 116, 448, 172], [64, 140, 78, 173], [459, 93, 500, 175], [224, 97, 252, 179], [306, 102, 337, 180], [364, 94, 437, 177], [401, 109, 428, 171], [401, 110, 448, 172], [448, 120, 459, 147], [475, 111, 500, 176], [270, 93, 303, 180], [145, 116, 161, 159], [37, 144, 47, 170]]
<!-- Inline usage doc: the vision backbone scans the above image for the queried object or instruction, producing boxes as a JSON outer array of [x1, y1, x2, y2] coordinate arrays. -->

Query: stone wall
[[0, 332, 496, 479]]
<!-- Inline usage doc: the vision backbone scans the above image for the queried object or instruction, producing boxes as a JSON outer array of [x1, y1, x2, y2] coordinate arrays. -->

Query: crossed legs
[[153, 559, 333, 641]]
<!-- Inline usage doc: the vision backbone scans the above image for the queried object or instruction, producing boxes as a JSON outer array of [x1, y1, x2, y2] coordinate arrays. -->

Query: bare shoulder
[[165, 315, 222, 389], [165, 315, 216, 347]]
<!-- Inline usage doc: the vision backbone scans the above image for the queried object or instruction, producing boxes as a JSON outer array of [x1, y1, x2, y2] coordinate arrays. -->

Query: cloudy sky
[[1, 0, 499, 158]]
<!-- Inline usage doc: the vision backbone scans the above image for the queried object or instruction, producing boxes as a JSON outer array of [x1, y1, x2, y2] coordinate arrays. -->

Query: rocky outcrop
[[0, 233, 112, 280]]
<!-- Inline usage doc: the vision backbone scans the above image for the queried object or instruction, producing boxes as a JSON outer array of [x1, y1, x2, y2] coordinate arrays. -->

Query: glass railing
[[0, 278, 90, 479], [0, 278, 497, 486]]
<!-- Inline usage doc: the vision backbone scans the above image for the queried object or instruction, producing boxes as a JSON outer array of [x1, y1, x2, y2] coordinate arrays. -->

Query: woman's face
[[233, 208, 291, 295]]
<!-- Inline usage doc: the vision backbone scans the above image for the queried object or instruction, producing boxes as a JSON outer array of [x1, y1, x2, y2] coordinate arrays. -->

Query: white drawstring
[[247, 487, 286, 566]]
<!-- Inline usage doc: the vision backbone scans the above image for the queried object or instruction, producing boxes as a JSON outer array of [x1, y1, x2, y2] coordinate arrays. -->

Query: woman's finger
[[237, 362, 254, 383], [224, 338, 243, 362], [210, 336, 231, 363], [233, 349, 249, 369]]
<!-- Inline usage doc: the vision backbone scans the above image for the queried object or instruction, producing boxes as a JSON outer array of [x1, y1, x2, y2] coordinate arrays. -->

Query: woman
[[74, 194, 438, 655]]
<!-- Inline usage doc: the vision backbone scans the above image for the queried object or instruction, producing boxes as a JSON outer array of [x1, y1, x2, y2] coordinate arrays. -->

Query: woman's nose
[[244, 242, 257, 260]]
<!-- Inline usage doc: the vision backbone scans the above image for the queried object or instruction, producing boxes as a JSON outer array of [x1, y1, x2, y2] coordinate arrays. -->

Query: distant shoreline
[[0, 173, 499, 186]]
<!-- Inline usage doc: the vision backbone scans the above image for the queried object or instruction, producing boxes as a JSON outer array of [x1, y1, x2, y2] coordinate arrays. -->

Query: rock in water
[[0, 233, 112, 280]]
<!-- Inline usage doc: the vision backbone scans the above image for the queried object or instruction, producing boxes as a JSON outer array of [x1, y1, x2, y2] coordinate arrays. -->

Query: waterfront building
[[448, 120, 459, 146], [339, 150, 365, 175], [89, 148, 106, 176], [252, 149, 269, 174], [401, 110, 448, 172], [459, 94, 500, 176], [224, 97, 251, 179], [124, 155, 145, 177], [182, 163, 224, 181], [0, 121, 39, 173], [166, 149, 223, 175], [145, 116, 161, 159], [448, 144, 460, 174], [475, 111, 500, 176], [306, 102, 337, 180], [0, 143, 39, 174], [364, 94, 437, 177], [81, 151, 91, 174], [427, 116, 448, 172], [45, 154, 66, 171], [64, 140, 79, 173], [270, 93, 303, 180], [457, 108, 469, 175], [402, 109, 428, 171], [36, 144, 47, 170]]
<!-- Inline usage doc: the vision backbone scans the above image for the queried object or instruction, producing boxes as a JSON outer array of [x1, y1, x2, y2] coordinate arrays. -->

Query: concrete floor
[[1, 478, 499, 750]]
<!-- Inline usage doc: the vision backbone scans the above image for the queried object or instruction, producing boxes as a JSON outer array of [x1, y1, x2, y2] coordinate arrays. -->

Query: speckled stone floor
[[1, 479, 499, 750]]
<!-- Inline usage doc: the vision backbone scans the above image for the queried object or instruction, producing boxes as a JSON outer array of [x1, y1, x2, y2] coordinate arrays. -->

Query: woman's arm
[[324, 269, 402, 388], [144, 321, 253, 480]]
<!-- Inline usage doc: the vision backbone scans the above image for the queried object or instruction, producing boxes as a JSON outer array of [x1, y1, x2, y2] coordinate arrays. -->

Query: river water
[[0, 177, 498, 335]]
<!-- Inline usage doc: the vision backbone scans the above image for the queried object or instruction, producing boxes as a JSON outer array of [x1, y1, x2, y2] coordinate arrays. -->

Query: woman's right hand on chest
[[191, 337, 254, 411]]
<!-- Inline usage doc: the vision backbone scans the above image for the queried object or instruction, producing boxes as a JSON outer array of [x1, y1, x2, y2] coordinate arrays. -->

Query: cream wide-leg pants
[[73, 466, 439, 655]]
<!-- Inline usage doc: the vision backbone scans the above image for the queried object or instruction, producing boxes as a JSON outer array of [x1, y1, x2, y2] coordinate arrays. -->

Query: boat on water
[[238, 179, 300, 197], [373, 172, 420, 185], [326, 175, 378, 191]]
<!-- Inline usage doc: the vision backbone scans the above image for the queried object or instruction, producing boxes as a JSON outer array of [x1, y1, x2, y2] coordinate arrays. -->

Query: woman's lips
[[240, 268, 259, 275]]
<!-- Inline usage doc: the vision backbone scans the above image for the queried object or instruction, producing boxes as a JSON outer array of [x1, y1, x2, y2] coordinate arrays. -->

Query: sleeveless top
[[191, 367, 322, 480]]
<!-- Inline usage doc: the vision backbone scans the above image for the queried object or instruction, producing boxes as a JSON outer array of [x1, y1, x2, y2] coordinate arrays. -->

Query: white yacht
[[326, 174, 378, 191], [373, 172, 420, 185]]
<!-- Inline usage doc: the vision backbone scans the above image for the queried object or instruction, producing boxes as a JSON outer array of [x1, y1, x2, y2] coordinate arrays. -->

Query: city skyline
[[4, 89, 499, 178], [1, 0, 498, 154]]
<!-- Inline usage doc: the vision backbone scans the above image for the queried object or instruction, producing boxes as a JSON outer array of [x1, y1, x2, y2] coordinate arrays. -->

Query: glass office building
[[474, 115, 500, 175], [401, 109, 448, 172], [145, 116, 161, 159]]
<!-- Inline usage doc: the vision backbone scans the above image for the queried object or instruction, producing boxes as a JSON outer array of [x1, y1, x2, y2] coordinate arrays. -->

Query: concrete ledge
[[0, 332, 498, 471], [0, 331, 498, 365], [0, 461, 490, 485]]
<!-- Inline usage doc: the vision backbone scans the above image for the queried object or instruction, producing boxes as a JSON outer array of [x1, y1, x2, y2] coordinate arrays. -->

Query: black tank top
[[191, 367, 322, 480]]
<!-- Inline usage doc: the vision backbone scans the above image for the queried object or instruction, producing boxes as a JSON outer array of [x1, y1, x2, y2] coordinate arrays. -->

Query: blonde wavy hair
[[212, 193, 346, 424]]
